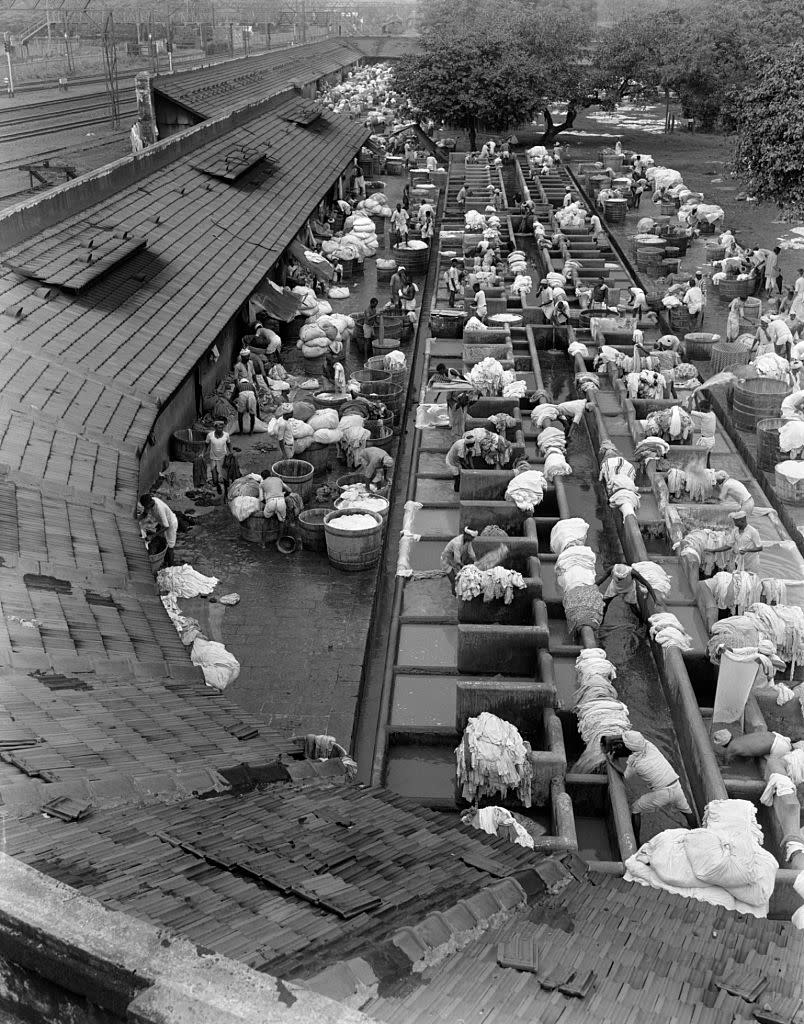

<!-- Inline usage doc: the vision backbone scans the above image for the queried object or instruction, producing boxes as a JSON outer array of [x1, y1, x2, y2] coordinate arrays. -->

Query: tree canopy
[[734, 42, 804, 215]]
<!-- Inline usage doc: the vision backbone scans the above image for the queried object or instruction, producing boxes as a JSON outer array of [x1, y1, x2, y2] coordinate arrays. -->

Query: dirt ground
[[556, 104, 804, 288]]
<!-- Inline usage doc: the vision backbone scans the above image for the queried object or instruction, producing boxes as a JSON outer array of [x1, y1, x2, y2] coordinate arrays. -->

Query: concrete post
[[134, 71, 158, 146]]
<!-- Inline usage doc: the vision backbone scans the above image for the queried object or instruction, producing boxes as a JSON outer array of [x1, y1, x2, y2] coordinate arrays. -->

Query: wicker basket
[[669, 307, 694, 334], [775, 465, 804, 506], [238, 513, 280, 546], [717, 277, 753, 301], [171, 428, 207, 462], [365, 356, 405, 389], [367, 414, 394, 437]]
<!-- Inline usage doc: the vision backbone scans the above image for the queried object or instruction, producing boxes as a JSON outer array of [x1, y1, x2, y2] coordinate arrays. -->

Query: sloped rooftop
[[152, 38, 364, 121], [359, 870, 804, 1024], [1, 775, 539, 976]]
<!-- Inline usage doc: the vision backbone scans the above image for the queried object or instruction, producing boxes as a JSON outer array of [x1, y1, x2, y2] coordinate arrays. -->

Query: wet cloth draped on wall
[[456, 712, 533, 807], [455, 564, 526, 604], [573, 648, 630, 773]]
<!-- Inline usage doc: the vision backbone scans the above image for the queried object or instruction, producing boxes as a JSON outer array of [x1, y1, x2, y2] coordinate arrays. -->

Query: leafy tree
[[393, 31, 542, 150], [397, 0, 615, 146], [734, 42, 804, 215]]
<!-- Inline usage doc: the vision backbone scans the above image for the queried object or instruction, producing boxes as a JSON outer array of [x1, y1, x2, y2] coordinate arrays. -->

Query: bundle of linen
[[648, 612, 694, 650], [505, 469, 546, 513], [456, 712, 533, 807], [625, 799, 778, 918]]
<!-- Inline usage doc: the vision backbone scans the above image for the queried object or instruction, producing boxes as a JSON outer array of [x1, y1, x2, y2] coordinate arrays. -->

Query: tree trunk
[[537, 105, 578, 146], [468, 117, 477, 152]]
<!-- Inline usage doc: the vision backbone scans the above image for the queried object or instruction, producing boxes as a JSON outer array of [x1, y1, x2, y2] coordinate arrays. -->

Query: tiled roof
[[153, 39, 364, 120], [0, 98, 369, 406], [1, 776, 539, 974], [360, 871, 804, 1024], [0, 101, 368, 817]]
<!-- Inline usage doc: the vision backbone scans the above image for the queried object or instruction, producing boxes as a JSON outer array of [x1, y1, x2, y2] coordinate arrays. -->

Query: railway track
[[0, 95, 138, 142]]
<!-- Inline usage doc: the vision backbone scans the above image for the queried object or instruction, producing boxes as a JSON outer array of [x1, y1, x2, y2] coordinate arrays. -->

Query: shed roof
[[0, 98, 367, 822], [152, 38, 364, 121]]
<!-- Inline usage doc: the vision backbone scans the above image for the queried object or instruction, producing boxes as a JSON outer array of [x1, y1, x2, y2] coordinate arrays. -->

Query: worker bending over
[[441, 527, 478, 595], [603, 731, 697, 837]]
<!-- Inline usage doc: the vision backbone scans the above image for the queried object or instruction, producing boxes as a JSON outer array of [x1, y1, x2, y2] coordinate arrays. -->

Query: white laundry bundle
[[625, 798, 777, 918], [502, 377, 527, 400], [568, 340, 589, 358], [531, 405, 560, 428], [537, 426, 567, 454], [573, 648, 629, 772], [648, 612, 693, 650], [550, 518, 589, 555], [632, 561, 672, 598], [157, 564, 219, 599], [229, 495, 262, 522], [455, 564, 526, 604], [465, 806, 535, 849], [191, 637, 240, 691], [544, 451, 572, 482], [505, 469, 546, 513], [555, 545, 597, 592], [466, 357, 507, 396], [456, 712, 533, 807], [780, 420, 804, 458]]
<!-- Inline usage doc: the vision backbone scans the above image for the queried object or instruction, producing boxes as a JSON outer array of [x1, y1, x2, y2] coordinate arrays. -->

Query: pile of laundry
[[625, 799, 778, 918], [455, 563, 526, 604], [644, 406, 693, 443], [625, 370, 666, 400], [594, 345, 634, 375], [463, 426, 513, 466], [461, 806, 536, 849], [465, 357, 510, 396], [649, 611, 694, 651], [573, 648, 630, 772], [634, 436, 670, 467], [701, 571, 786, 615], [666, 464, 717, 503], [505, 466, 546, 513], [780, 420, 804, 459], [675, 527, 735, 576], [158, 564, 240, 691], [456, 712, 533, 806], [537, 424, 571, 482], [597, 442, 641, 520]]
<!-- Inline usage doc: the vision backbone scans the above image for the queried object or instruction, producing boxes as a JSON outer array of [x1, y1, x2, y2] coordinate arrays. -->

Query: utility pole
[[102, 11, 120, 127], [3, 33, 13, 98], [299, 0, 306, 42], [62, 16, 74, 75], [148, 11, 156, 72], [228, 20, 233, 56], [46, 0, 51, 48]]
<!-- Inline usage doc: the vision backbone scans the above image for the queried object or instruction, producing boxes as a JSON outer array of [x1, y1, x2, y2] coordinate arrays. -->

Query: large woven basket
[[171, 428, 207, 462], [684, 332, 720, 360]]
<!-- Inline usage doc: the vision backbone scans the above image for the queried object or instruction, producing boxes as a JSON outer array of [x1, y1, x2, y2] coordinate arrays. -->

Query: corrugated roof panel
[[5, 229, 147, 292]]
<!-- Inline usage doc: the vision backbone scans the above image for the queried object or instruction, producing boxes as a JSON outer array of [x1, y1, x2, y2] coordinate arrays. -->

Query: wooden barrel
[[335, 494, 389, 522], [351, 368, 391, 387], [336, 472, 365, 490], [393, 243, 429, 274], [711, 339, 751, 373], [297, 507, 333, 552], [271, 458, 315, 502], [775, 465, 804, 506], [684, 332, 720, 360], [698, 221, 716, 235], [238, 513, 280, 546], [757, 418, 784, 472], [603, 199, 628, 223], [305, 442, 333, 477], [324, 509, 384, 572], [365, 355, 406, 389], [717, 277, 753, 301], [366, 425, 394, 451], [358, 380, 404, 429], [380, 314, 404, 340], [732, 379, 790, 431], [661, 258, 680, 276], [312, 390, 350, 412], [171, 428, 207, 462], [660, 201, 678, 217], [667, 233, 689, 256]]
